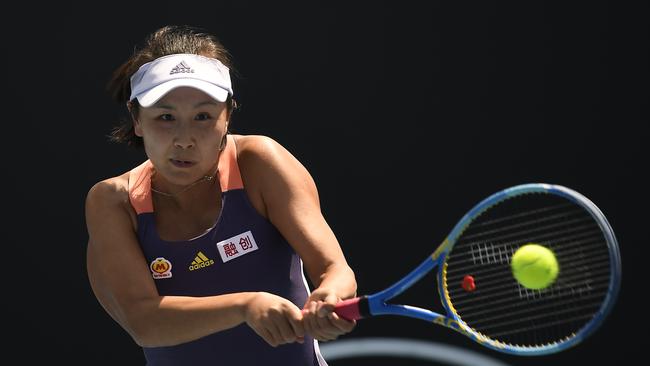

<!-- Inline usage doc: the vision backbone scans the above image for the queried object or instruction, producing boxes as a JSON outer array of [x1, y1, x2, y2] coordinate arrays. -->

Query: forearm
[[126, 292, 255, 347], [314, 263, 357, 299]]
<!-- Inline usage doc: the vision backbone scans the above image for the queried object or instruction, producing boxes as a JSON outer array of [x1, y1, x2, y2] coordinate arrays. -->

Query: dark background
[[6, 0, 648, 365]]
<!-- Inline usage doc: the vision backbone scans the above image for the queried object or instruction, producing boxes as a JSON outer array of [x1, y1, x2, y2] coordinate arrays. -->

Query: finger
[[324, 293, 339, 306], [327, 312, 357, 332], [268, 319, 293, 346], [304, 301, 330, 340], [315, 314, 340, 340], [273, 306, 300, 345], [281, 307, 305, 344], [255, 326, 279, 347], [316, 303, 333, 318], [304, 309, 322, 339], [276, 317, 298, 344], [288, 311, 305, 341], [302, 311, 313, 337], [317, 295, 339, 317], [321, 311, 356, 339], [309, 300, 318, 313]]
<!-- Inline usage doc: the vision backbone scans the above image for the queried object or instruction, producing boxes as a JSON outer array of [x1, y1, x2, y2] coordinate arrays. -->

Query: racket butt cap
[[334, 296, 369, 321]]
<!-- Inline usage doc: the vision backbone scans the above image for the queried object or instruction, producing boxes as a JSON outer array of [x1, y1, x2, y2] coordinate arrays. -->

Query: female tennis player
[[84, 25, 357, 366]]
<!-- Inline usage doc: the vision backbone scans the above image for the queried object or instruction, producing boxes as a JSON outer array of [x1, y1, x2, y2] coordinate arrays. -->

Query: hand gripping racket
[[335, 183, 621, 355]]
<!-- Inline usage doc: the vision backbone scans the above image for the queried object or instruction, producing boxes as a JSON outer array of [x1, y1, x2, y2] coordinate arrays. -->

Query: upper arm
[[237, 136, 350, 287], [85, 177, 159, 332]]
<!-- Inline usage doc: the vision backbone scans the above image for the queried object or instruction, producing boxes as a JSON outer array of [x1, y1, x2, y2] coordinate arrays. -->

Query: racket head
[[439, 183, 621, 355]]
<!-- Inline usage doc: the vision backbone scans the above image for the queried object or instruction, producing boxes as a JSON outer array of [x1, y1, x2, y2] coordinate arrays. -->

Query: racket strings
[[461, 202, 574, 231], [459, 213, 594, 250], [444, 193, 613, 347], [451, 251, 609, 292], [446, 228, 604, 272], [489, 313, 597, 339], [447, 239, 610, 290], [460, 205, 583, 241], [468, 296, 602, 330], [447, 275, 610, 329], [446, 229, 609, 292], [451, 263, 611, 305], [456, 278, 609, 319]]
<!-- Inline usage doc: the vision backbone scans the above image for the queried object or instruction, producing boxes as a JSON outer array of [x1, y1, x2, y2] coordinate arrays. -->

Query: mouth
[[170, 158, 196, 168]]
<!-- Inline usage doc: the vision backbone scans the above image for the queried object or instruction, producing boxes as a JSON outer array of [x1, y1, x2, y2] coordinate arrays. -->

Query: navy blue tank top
[[128, 135, 327, 366]]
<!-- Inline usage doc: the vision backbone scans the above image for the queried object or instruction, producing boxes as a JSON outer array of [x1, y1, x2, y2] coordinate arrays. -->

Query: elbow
[[117, 302, 166, 348], [121, 311, 156, 347], [127, 319, 157, 348], [126, 310, 186, 348], [128, 317, 175, 348]]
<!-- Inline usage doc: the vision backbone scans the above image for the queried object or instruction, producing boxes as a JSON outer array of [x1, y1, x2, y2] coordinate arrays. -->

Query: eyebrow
[[152, 100, 221, 109]]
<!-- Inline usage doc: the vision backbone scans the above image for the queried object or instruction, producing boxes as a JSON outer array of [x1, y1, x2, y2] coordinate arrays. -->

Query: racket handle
[[334, 296, 369, 321]]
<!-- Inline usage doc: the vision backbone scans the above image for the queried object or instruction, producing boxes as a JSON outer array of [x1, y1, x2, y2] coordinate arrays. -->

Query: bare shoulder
[[86, 172, 130, 206], [231, 134, 318, 217], [232, 134, 289, 161], [232, 134, 310, 180], [85, 172, 135, 227]]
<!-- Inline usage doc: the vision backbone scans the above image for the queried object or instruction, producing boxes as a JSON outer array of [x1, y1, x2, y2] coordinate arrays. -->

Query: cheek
[[196, 132, 224, 152], [140, 128, 171, 157], [141, 136, 163, 161], [196, 122, 227, 146]]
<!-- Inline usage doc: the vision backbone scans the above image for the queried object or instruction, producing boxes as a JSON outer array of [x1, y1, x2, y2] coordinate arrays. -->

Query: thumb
[[317, 294, 340, 317]]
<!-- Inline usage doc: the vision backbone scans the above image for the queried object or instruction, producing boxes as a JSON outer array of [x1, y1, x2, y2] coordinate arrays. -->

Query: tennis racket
[[335, 183, 621, 356]]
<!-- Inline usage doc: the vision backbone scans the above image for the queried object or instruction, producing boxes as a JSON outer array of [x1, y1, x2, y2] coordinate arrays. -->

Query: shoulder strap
[[128, 160, 154, 214], [218, 135, 244, 191]]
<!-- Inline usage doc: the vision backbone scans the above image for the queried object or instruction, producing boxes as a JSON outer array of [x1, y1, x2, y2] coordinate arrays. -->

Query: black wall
[[6, 1, 647, 365]]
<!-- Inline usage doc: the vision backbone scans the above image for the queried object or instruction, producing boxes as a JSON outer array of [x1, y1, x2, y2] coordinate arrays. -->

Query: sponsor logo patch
[[216, 230, 259, 263], [150, 257, 173, 279]]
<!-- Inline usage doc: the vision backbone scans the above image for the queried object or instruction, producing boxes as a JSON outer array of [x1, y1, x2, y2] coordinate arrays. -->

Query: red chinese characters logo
[[223, 242, 239, 257], [217, 231, 259, 263]]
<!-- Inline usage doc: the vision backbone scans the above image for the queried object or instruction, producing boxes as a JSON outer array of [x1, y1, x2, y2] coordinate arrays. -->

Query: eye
[[195, 112, 213, 121], [157, 114, 174, 121]]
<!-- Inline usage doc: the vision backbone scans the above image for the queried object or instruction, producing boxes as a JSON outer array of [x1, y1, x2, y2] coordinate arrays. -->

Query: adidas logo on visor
[[170, 61, 194, 75]]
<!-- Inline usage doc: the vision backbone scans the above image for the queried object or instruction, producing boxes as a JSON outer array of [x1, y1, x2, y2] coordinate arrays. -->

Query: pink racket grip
[[334, 296, 369, 321]]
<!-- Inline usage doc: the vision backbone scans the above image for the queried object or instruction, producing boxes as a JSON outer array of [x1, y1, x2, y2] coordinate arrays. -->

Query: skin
[[85, 87, 357, 348]]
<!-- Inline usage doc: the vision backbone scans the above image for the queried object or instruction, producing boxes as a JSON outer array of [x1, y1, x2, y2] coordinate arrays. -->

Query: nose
[[173, 125, 195, 149], [174, 139, 195, 149]]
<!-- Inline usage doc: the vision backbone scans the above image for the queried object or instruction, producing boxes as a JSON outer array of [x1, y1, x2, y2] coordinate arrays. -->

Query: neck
[[151, 164, 219, 199]]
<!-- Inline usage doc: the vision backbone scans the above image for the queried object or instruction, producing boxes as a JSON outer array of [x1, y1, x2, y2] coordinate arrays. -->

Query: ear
[[219, 133, 228, 151], [219, 120, 229, 151], [226, 98, 237, 121], [127, 101, 144, 137], [133, 118, 143, 137]]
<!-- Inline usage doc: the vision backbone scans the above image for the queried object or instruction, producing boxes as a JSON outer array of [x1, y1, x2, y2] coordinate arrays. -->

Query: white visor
[[129, 53, 233, 107]]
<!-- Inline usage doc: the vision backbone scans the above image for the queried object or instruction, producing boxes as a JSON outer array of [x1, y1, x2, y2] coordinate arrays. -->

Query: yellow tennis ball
[[511, 243, 559, 290]]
